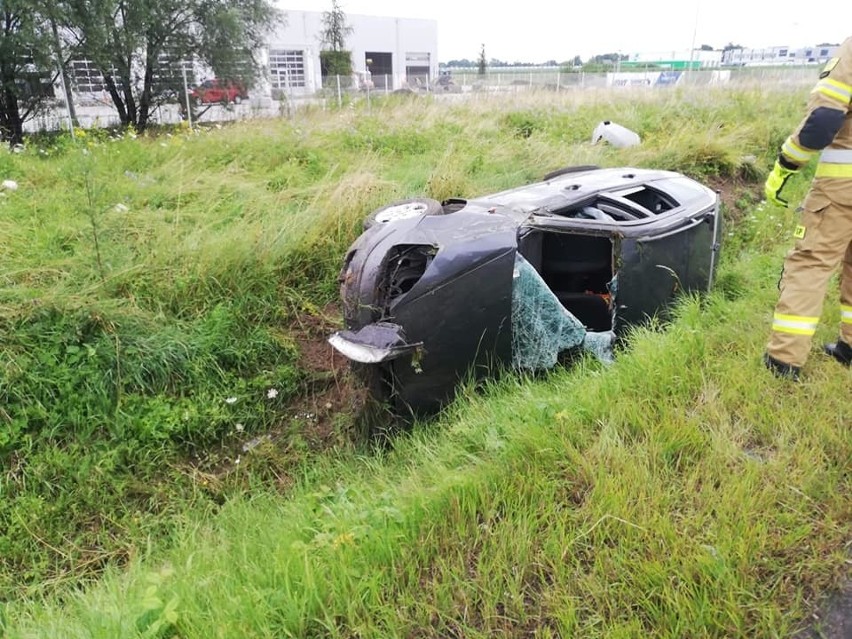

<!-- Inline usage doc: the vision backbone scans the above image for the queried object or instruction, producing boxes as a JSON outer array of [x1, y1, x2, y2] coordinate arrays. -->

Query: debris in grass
[[591, 121, 641, 148]]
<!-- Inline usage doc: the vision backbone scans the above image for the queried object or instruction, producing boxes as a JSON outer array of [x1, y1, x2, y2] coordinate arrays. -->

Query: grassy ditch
[[2, 87, 848, 635]]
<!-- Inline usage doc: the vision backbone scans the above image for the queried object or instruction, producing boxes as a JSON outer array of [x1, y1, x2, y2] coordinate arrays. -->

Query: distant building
[[722, 44, 839, 66], [625, 49, 723, 69], [263, 10, 439, 95]]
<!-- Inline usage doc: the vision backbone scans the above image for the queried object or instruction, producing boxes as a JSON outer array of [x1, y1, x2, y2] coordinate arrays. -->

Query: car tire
[[194, 96, 203, 107], [363, 197, 443, 231], [543, 165, 601, 181], [233, 95, 242, 105]]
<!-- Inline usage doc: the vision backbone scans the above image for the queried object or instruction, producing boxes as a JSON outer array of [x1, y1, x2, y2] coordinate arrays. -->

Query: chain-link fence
[[24, 65, 820, 135]]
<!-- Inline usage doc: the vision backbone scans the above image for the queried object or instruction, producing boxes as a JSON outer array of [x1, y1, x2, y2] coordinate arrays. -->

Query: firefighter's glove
[[764, 160, 798, 207]]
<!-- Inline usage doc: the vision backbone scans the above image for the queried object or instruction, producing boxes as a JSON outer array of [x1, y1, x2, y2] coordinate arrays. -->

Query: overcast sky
[[280, 1, 850, 63]]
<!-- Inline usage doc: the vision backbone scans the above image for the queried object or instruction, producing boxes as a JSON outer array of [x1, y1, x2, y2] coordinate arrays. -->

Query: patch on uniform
[[819, 57, 840, 79], [794, 225, 807, 239]]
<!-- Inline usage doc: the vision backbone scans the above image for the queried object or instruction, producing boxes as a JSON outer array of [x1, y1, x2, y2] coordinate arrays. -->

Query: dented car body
[[330, 167, 722, 415]]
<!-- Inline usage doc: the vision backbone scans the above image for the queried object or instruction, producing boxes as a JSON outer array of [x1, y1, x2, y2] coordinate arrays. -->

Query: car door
[[614, 203, 719, 331]]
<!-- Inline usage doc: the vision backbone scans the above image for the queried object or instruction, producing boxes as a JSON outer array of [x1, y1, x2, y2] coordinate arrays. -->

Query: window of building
[[154, 52, 195, 88], [820, 48, 829, 57], [269, 49, 306, 89], [778, 49, 788, 57], [71, 59, 106, 93]]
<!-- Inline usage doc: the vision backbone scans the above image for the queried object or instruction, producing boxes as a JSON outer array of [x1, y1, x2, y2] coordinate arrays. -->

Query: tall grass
[[2, 86, 848, 636]]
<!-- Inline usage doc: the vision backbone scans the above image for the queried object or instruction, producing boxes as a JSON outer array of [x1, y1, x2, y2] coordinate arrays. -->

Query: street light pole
[[687, 0, 700, 82]]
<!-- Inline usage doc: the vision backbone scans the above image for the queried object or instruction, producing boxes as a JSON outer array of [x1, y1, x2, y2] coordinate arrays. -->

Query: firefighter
[[764, 36, 852, 380]]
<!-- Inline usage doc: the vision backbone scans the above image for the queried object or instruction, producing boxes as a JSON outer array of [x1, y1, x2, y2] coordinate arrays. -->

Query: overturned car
[[329, 166, 722, 415]]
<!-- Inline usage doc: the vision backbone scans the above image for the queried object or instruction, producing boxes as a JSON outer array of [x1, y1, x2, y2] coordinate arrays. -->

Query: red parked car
[[190, 79, 248, 105]]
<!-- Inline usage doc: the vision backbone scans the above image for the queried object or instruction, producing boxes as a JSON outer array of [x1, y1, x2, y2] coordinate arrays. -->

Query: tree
[[318, 0, 352, 86], [477, 44, 486, 76], [0, 1, 58, 144], [319, 0, 351, 52], [699, 44, 714, 51], [63, 0, 280, 132]]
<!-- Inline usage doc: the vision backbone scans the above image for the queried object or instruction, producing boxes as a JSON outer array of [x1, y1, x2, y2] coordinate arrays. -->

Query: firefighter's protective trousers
[[767, 188, 852, 366], [766, 36, 852, 366]]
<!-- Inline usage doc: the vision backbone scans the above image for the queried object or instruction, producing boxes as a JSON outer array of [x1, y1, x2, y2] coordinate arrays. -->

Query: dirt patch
[[186, 303, 376, 490], [284, 303, 368, 450], [706, 175, 762, 226], [795, 566, 852, 639]]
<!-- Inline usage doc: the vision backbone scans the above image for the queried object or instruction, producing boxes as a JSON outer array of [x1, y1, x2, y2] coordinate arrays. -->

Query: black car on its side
[[329, 166, 722, 415]]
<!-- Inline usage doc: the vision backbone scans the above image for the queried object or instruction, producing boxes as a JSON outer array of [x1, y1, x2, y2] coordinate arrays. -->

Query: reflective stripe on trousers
[[772, 313, 819, 336], [843, 304, 852, 325]]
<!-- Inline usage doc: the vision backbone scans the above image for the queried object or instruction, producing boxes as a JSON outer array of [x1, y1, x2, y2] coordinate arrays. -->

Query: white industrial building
[[61, 9, 438, 103], [263, 10, 438, 95]]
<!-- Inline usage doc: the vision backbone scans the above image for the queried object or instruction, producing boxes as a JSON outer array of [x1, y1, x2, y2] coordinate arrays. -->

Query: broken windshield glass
[[511, 254, 614, 369]]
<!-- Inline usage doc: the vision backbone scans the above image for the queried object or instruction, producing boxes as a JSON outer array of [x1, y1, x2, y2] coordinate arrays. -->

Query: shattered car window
[[511, 254, 614, 369]]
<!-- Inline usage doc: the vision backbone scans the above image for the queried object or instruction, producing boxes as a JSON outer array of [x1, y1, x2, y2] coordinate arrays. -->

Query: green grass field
[[1, 87, 849, 637]]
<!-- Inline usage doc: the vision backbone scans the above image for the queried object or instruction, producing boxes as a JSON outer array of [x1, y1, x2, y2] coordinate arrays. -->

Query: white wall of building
[[266, 10, 438, 93]]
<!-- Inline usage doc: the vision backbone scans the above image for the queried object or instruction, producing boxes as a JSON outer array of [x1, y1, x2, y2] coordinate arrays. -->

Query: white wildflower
[[225, 396, 238, 404], [235, 423, 244, 433], [266, 388, 278, 399]]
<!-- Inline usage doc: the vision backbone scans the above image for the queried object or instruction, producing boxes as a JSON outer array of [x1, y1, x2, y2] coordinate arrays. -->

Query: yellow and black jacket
[[780, 37, 852, 204]]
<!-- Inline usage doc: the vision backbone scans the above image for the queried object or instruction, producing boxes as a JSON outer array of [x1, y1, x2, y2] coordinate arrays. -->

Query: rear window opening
[[519, 231, 614, 332]]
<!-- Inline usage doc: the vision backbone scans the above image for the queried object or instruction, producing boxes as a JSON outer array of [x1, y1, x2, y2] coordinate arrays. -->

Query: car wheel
[[233, 95, 242, 105], [543, 165, 601, 181], [194, 96, 203, 107], [363, 197, 443, 230]]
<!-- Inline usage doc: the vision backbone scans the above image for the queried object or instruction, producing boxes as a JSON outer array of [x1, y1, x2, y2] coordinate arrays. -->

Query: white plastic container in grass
[[591, 121, 641, 148]]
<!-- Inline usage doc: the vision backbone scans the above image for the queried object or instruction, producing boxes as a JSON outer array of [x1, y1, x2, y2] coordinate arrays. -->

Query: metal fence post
[[182, 64, 193, 129], [336, 74, 342, 108]]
